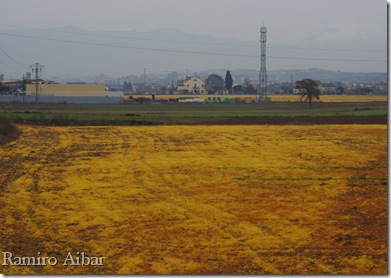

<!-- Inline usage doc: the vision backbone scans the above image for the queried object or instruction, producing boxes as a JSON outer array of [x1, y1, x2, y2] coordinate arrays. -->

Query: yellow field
[[128, 94, 387, 102], [0, 124, 387, 274]]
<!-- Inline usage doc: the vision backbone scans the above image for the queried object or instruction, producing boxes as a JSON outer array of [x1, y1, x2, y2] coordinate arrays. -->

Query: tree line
[[122, 71, 321, 106], [204, 71, 258, 94]]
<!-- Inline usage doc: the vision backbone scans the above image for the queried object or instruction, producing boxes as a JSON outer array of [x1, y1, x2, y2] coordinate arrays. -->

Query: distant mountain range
[[0, 25, 386, 78], [267, 68, 386, 84], [197, 68, 386, 84], [296, 22, 386, 51]]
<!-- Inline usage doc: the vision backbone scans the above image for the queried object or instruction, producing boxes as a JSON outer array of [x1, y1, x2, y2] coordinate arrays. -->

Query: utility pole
[[30, 63, 44, 106], [143, 68, 146, 93], [291, 73, 294, 93]]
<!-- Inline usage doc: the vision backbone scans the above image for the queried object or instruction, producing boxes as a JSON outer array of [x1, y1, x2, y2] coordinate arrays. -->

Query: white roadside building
[[176, 74, 206, 94]]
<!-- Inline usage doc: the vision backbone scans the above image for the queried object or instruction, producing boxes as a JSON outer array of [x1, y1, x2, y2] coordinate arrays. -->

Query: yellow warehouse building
[[26, 84, 106, 97]]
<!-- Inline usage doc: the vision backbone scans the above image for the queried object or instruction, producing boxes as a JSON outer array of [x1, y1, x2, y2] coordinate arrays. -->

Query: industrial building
[[26, 83, 106, 97], [0, 83, 123, 104]]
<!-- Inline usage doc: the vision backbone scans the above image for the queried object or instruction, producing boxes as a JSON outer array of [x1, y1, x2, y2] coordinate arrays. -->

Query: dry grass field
[[0, 124, 387, 274]]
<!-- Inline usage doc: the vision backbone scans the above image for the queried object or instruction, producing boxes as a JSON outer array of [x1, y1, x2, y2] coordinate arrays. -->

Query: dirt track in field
[[201, 115, 387, 125]]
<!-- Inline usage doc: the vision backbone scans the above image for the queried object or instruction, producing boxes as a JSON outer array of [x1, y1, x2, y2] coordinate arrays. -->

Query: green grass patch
[[0, 101, 386, 125]]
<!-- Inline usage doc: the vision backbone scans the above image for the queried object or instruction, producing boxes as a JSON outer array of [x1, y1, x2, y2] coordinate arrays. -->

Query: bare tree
[[243, 78, 257, 94], [205, 74, 224, 94], [296, 79, 321, 106]]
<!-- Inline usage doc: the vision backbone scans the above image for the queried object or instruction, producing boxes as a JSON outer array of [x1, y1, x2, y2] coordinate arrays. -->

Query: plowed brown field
[[0, 124, 387, 274]]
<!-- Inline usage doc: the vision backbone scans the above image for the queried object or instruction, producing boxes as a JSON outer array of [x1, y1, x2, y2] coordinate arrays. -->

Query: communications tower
[[259, 25, 267, 100]]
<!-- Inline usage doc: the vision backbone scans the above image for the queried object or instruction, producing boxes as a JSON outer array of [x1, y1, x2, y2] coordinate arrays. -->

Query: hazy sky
[[0, 0, 387, 76], [0, 0, 386, 44]]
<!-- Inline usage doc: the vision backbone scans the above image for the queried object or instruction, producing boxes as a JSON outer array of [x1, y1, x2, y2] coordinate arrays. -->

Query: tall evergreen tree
[[123, 81, 133, 92], [224, 71, 233, 93]]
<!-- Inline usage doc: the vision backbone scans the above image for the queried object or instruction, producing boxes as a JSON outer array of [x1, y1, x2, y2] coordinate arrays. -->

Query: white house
[[176, 74, 206, 94], [318, 82, 336, 94]]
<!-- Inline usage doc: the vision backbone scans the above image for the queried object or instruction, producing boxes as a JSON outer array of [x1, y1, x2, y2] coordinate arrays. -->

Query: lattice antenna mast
[[30, 63, 44, 104], [259, 26, 267, 100]]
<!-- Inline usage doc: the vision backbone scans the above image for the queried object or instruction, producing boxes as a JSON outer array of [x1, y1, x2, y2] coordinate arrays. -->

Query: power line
[[0, 32, 385, 64], [268, 56, 385, 62], [0, 44, 28, 66], [0, 24, 386, 53], [268, 45, 386, 53], [0, 60, 26, 69], [2, 24, 260, 49]]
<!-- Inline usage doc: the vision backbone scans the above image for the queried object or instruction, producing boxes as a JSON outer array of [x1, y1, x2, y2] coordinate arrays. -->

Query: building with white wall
[[176, 74, 206, 94]]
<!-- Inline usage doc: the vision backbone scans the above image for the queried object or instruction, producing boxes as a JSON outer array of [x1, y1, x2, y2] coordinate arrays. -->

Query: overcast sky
[[0, 0, 387, 76], [0, 0, 386, 44]]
